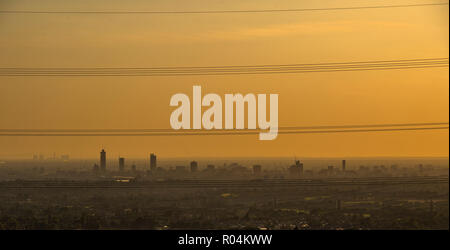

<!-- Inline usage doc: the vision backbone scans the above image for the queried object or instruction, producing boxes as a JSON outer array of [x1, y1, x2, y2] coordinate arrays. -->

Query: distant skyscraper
[[190, 161, 198, 173], [296, 160, 304, 175], [100, 149, 106, 172], [191, 161, 198, 173], [150, 153, 157, 171], [342, 160, 346, 172], [119, 157, 125, 172], [289, 160, 303, 176]]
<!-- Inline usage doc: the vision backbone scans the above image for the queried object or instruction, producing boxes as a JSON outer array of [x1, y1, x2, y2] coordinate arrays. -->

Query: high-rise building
[[119, 157, 125, 172], [296, 160, 304, 175], [342, 160, 346, 172], [289, 160, 304, 177], [100, 149, 106, 172], [150, 153, 157, 171], [190, 161, 198, 173]]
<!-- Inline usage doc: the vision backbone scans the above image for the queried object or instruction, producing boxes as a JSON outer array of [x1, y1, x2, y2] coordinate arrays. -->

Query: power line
[[0, 2, 447, 15], [0, 122, 447, 133], [3, 58, 446, 69], [0, 126, 447, 136], [280, 122, 450, 130], [2, 58, 447, 70], [0, 65, 444, 76], [2, 59, 448, 72], [0, 58, 447, 76]]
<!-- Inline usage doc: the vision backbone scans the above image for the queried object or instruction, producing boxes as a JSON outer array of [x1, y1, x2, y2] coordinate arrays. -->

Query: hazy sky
[[0, 0, 448, 159]]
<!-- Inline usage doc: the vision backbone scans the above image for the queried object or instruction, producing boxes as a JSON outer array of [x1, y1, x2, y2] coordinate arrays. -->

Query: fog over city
[[0, 151, 447, 230]]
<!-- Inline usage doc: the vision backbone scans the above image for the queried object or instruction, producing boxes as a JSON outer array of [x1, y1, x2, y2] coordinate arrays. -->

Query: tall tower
[[190, 161, 198, 173], [119, 157, 125, 172], [295, 160, 304, 175], [150, 153, 157, 171], [342, 160, 346, 172], [100, 149, 106, 172]]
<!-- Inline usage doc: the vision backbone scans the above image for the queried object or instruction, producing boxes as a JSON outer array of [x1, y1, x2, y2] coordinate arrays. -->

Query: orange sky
[[0, 0, 448, 159]]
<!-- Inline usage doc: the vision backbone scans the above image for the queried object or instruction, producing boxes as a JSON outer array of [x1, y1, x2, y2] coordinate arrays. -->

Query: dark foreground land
[[0, 177, 448, 230]]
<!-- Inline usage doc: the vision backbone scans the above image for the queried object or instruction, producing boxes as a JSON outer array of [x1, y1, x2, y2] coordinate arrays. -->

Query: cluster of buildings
[[91, 149, 266, 176], [92, 149, 157, 174], [288, 160, 347, 177], [92, 149, 354, 177]]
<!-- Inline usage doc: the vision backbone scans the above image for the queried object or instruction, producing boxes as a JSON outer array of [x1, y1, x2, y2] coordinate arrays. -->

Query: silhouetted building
[[296, 160, 304, 175], [131, 164, 136, 172], [253, 165, 262, 175], [289, 160, 303, 176], [190, 161, 198, 173], [207, 164, 215, 171], [150, 153, 157, 171], [342, 160, 346, 172], [119, 157, 125, 172], [100, 149, 106, 172]]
